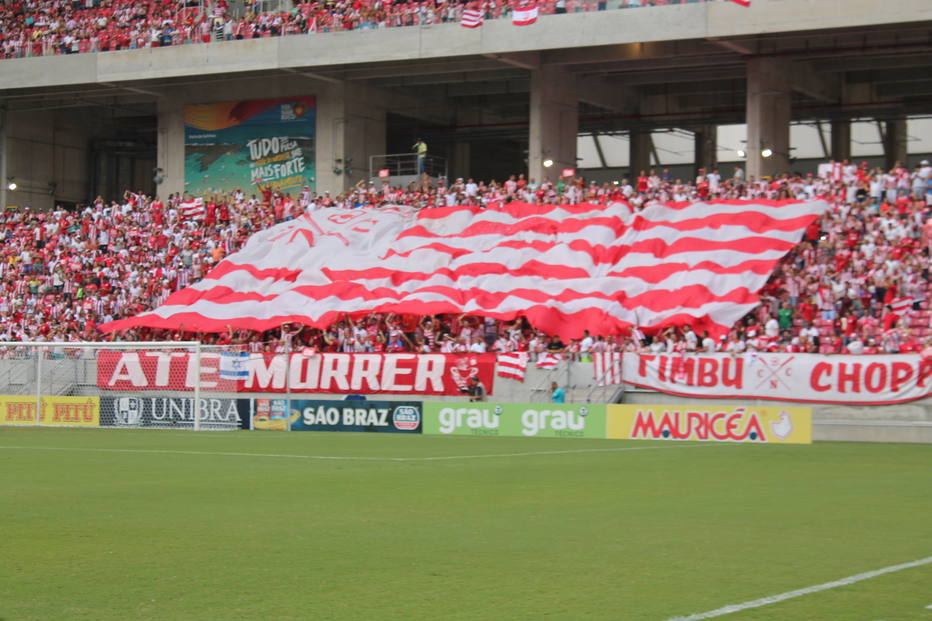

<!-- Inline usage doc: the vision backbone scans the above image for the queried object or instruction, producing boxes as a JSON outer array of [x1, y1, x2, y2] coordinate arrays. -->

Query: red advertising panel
[[97, 352, 496, 396]]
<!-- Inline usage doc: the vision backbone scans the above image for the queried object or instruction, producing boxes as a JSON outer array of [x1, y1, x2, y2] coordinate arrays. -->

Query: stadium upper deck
[[0, 0, 930, 210]]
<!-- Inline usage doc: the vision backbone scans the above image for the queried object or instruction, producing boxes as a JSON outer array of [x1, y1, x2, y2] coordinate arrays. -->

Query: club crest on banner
[[751, 355, 795, 392], [450, 356, 480, 390]]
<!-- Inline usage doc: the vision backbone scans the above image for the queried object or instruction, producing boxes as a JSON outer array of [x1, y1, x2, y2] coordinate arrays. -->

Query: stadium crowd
[[0, 0, 720, 60], [1, 159, 931, 358]]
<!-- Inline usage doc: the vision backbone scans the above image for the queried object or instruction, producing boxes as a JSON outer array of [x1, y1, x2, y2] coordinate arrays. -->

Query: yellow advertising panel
[[0, 396, 100, 427], [606, 404, 811, 444]]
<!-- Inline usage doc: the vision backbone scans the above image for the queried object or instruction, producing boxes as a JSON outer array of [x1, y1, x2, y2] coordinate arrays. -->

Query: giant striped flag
[[100, 200, 828, 339]]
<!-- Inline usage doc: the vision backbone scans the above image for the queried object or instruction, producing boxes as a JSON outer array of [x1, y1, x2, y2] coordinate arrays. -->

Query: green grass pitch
[[1, 428, 930, 621]]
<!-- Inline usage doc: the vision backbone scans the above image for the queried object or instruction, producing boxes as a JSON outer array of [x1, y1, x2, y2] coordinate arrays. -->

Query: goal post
[[0, 341, 256, 431]]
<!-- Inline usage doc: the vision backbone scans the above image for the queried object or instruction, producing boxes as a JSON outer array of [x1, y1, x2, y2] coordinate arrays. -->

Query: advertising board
[[606, 404, 812, 444], [0, 396, 100, 427], [99, 397, 250, 430], [288, 400, 423, 433], [422, 402, 606, 438]]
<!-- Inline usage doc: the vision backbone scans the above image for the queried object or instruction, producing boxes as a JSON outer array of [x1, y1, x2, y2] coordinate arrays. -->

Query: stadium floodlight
[[761, 147, 774, 158], [6, 178, 16, 191], [736, 149, 747, 159], [543, 159, 554, 168]]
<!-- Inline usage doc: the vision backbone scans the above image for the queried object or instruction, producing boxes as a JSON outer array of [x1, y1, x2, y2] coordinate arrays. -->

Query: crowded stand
[[1, 160, 931, 358], [0, 0, 722, 60]]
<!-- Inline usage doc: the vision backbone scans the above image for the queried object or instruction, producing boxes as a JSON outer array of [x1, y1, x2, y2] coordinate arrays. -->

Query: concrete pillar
[[451, 142, 471, 181], [883, 117, 907, 169], [156, 96, 186, 200], [693, 125, 717, 176], [528, 66, 578, 185], [629, 129, 651, 176], [830, 119, 851, 162], [746, 57, 792, 179], [317, 81, 386, 194], [450, 107, 478, 181]]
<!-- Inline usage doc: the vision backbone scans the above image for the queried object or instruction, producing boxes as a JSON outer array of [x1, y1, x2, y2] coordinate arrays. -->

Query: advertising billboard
[[99, 397, 251, 430], [423, 402, 606, 438], [606, 404, 812, 444], [184, 97, 316, 195], [0, 396, 100, 427], [288, 400, 423, 433]]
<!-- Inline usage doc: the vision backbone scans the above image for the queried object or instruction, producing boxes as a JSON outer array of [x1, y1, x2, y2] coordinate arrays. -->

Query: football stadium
[[1, 0, 931, 619]]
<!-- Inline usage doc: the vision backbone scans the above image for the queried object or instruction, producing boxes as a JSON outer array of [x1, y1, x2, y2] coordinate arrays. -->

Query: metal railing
[[369, 153, 447, 181]]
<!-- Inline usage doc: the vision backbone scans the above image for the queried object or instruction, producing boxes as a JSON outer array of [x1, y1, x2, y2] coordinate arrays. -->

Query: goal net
[[0, 342, 249, 431]]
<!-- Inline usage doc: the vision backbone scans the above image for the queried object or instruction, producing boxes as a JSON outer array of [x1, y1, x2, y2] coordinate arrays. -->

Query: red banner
[[97, 352, 496, 396]]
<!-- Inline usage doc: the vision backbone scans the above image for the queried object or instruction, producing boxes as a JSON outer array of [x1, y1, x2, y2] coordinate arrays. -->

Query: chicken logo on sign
[[769, 410, 793, 440]]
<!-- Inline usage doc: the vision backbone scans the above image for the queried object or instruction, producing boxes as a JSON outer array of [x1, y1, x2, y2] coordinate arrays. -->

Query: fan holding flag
[[460, 2, 484, 28]]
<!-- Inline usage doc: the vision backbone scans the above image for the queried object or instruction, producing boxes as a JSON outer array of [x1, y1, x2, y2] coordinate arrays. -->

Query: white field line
[[0, 442, 728, 462], [666, 555, 932, 621]]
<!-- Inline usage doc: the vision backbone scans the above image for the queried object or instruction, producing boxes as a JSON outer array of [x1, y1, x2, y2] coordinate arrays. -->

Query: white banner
[[623, 353, 932, 405]]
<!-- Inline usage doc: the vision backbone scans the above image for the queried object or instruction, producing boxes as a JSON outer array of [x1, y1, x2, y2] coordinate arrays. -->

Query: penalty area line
[[0, 442, 728, 462], [665, 555, 932, 621]]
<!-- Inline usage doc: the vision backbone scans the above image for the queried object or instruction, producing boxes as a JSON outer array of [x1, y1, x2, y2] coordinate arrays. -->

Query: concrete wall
[[1, 0, 929, 91], [3, 109, 99, 210]]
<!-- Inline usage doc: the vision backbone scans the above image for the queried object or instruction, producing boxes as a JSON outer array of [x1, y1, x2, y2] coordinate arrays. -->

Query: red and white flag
[[890, 297, 914, 316], [101, 200, 828, 339], [512, 5, 538, 25], [535, 352, 563, 369], [497, 352, 529, 381], [179, 198, 205, 219], [593, 351, 622, 385], [724, 0, 750, 6], [460, 8, 483, 27]]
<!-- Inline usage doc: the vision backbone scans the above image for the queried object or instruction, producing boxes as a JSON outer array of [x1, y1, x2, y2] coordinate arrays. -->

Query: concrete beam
[[577, 76, 638, 113], [484, 52, 541, 70], [791, 63, 841, 103], [0, 0, 930, 92]]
